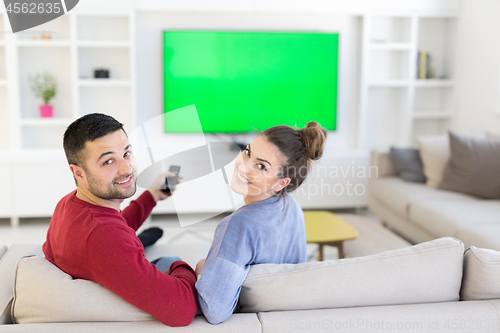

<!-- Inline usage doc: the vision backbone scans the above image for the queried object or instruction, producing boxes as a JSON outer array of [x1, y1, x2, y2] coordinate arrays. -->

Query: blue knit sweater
[[196, 195, 306, 324]]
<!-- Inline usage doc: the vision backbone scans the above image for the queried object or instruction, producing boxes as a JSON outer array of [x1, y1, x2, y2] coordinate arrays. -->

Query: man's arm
[[121, 172, 177, 230], [86, 224, 198, 326]]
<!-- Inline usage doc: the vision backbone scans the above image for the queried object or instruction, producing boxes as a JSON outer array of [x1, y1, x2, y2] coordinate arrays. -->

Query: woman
[[195, 121, 326, 324]]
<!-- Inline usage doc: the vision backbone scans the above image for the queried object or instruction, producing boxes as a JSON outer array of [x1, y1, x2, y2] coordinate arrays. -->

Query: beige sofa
[[369, 149, 500, 250], [2, 237, 500, 332]]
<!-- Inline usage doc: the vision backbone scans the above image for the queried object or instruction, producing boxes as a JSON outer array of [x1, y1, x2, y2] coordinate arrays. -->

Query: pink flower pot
[[40, 104, 53, 118]]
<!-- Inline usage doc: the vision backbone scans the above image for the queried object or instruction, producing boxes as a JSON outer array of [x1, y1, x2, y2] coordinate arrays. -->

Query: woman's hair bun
[[298, 121, 327, 161]]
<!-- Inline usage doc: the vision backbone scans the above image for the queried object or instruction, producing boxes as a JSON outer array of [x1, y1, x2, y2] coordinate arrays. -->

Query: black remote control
[[163, 165, 180, 193]]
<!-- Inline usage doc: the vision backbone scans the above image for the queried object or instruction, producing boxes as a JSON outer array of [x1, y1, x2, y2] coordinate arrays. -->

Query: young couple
[[43, 113, 326, 326]]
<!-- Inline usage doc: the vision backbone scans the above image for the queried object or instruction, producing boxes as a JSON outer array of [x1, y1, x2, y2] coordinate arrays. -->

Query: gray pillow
[[439, 132, 500, 199], [389, 147, 426, 182]]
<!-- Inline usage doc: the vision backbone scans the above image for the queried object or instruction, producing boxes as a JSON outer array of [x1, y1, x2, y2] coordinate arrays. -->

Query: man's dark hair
[[63, 113, 125, 167]]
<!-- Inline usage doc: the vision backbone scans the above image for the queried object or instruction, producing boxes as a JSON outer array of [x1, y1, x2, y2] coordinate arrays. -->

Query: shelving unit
[[0, 11, 136, 153], [0, 10, 136, 225], [74, 12, 136, 135], [0, 11, 10, 152], [359, 13, 458, 149]]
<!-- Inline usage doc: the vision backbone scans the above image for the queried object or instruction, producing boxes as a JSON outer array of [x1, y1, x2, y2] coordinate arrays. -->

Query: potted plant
[[29, 72, 57, 118]]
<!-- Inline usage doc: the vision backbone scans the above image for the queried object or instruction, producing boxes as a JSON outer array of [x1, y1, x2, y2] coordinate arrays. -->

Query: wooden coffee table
[[304, 211, 359, 260]]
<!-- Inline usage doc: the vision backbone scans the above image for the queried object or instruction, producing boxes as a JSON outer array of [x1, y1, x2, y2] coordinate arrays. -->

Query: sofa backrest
[[239, 237, 464, 313], [11, 238, 465, 324], [12, 255, 154, 324], [461, 246, 500, 301], [0, 244, 42, 325]]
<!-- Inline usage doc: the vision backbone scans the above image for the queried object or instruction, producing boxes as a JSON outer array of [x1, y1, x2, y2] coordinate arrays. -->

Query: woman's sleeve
[[195, 256, 249, 324], [195, 213, 255, 325]]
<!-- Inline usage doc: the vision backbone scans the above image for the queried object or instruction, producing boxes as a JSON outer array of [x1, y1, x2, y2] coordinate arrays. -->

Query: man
[[43, 113, 197, 326]]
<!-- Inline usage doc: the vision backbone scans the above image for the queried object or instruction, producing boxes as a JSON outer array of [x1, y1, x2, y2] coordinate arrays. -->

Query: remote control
[[163, 165, 180, 193]]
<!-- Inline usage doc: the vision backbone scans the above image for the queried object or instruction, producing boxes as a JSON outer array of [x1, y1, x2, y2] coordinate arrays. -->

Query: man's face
[[80, 129, 137, 200]]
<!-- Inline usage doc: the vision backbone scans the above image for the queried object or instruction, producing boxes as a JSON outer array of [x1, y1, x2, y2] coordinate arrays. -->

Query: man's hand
[[195, 258, 205, 277], [148, 172, 182, 202]]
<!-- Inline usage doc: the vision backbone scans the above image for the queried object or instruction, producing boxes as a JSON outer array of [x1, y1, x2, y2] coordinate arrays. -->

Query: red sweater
[[43, 190, 198, 326]]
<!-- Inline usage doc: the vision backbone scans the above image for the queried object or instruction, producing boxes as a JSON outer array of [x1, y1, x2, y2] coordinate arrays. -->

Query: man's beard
[[86, 169, 138, 200]]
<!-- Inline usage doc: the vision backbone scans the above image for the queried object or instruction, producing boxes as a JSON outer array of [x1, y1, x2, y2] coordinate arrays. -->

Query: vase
[[40, 104, 53, 118]]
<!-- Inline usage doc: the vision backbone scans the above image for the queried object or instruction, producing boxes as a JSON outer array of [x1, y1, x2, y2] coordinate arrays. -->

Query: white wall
[[135, 12, 362, 151], [455, 0, 500, 135]]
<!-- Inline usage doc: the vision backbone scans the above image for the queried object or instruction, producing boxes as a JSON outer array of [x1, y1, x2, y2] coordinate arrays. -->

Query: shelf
[[368, 49, 410, 81], [369, 16, 412, 44], [77, 15, 130, 43], [368, 80, 409, 87], [369, 42, 412, 50], [20, 118, 73, 127], [77, 41, 131, 48], [78, 79, 132, 87], [412, 112, 453, 119], [16, 40, 71, 47], [414, 79, 454, 87], [78, 47, 131, 80]]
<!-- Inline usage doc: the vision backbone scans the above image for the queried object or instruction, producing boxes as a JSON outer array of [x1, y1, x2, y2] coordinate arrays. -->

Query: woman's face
[[231, 135, 291, 205]]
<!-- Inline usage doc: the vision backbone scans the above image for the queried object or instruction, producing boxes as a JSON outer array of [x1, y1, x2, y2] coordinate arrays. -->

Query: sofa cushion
[[409, 200, 500, 239], [371, 177, 475, 219], [461, 247, 500, 301], [0, 244, 42, 325], [439, 132, 500, 199], [258, 300, 500, 333], [389, 147, 426, 183], [457, 226, 500, 251], [2, 314, 262, 333], [0, 246, 7, 261], [416, 134, 450, 188], [487, 131, 500, 140], [12, 256, 154, 324], [239, 237, 464, 313]]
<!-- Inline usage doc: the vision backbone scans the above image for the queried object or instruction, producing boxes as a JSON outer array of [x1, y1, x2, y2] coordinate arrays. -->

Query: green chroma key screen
[[163, 31, 338, 133]]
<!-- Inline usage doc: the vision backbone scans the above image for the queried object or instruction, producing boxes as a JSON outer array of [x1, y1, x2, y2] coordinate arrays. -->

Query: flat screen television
[[163, 31, 338, 133]]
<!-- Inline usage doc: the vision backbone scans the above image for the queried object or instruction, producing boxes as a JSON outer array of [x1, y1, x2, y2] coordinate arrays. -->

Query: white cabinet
[[0, 166, 12, 217], [359, 13, 458, 149], [12, 164, 75, 219]]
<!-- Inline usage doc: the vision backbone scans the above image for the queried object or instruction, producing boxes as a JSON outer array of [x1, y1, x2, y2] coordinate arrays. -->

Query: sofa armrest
[[370, 149, 397, 178]]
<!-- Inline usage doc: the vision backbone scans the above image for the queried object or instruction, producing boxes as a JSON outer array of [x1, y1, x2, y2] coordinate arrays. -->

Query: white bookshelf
[[0, 11, 136, 153], [359, 13, 458, 149], [0, 11, 10, 153], [0, 11, 136, 225]]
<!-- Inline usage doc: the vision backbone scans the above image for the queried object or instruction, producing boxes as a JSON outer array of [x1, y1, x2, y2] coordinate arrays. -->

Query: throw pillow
[[389, 147, 426, 182], [439, 132, 500, 199], [239, 237, 463, 313], [416, 134, 450, 188], [460, 246, 500, 301]]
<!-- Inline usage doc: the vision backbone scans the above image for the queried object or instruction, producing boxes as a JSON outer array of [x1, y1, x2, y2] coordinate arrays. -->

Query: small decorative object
[[29, 72, 57, 118], [41, 32, 52, 40], [94, 69, 110, 79]]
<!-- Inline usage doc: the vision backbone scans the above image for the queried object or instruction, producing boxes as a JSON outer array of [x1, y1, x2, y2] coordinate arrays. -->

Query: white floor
[[0, 209, 387, 264]]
